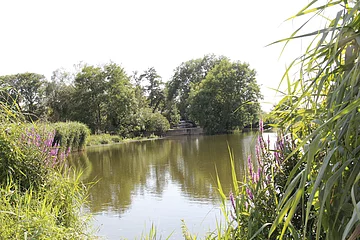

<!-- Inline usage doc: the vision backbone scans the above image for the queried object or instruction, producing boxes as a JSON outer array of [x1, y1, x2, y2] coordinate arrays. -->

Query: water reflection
[[69, 132, 262, 238]]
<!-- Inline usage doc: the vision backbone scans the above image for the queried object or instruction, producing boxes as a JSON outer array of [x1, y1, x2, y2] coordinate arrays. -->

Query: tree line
[[0, 54, 262, 136]]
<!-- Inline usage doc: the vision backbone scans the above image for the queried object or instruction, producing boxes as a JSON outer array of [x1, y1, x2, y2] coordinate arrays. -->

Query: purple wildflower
[[21, 126, 68, 168], [229, 192, 236, 210], [66, 147, 71, 156], [247, 155, 253, 179], [255, 144, 260, 161], [274, 151, 279, 164], [256, 167, 262, 182], [246, 187, 253, 200], [279, 138, 284, 151], [259, 119, 264, 134]]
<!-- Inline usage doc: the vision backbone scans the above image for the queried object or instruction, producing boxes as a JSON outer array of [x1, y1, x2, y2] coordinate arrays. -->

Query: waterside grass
[[184, 1, 360, 239], [0, 170, 93, 239], [86, 133, 159, 147], [0, 93, 95, 239]]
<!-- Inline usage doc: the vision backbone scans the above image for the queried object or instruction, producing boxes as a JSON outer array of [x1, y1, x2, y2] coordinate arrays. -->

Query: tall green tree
[[162, 88, 180, 128], [103, 63, 137, 134], [131, 71, 147, 109], [188, 59, 262, 134], [167, 54, 225, 119], [45, 69, 75, 122], [140, 67, 165, 113], [0, 73, 46, 120], [69, 63, 138, 135], [72, 65, 106, 133]]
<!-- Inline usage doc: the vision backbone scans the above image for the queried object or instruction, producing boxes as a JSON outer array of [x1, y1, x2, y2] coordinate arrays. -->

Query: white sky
[[0, 0, 334, 111]]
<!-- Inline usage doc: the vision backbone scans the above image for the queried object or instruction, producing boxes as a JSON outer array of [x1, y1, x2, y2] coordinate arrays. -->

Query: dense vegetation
[[188, 59, 262, 134], [3, 0, 357, 239], [193, 1, 359, 239], [0, 92, 93, 239], [0, 56, 261, 136]]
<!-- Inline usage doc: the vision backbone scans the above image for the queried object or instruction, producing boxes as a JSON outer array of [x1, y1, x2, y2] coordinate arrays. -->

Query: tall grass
[[53, 122, 91, 152], [269, 1, 359, 239], [209, 125, 294, 239], [206, 1, 359, 239], [0, 171, 92, 239], [0, 88, 94, 239]]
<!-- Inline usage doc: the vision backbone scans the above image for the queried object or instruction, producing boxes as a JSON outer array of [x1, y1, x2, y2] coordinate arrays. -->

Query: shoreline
[[85, 135, 165, 149]]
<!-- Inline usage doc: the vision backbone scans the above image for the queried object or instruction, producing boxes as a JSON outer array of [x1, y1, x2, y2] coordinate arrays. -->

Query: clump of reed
[[0, 89, 95, 239], [0, 171, 92, 239], [200, 1, 360, 239]]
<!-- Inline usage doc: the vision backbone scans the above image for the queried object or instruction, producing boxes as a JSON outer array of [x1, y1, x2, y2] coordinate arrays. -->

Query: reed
[[0, 87, 94, 239], [269, 1, 359, 239], [210, 1, 359, 239]]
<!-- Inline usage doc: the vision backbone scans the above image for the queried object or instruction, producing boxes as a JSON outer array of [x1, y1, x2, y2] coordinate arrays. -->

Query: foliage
[[162, 98, 181, 128], [136, 223, 173, 240], [131, 70, 148, 109], [209, 1, 360, 240], [45, 69, 75, 122], [188, 59, 262, 134], [0, 91, 93, 238], [86, 133, 159, 147], [267, 1, 360, 239], [61, 62, 139, 135], [0, 170, 92, 239], [208, 123, 289, 239], [86, 134, 118, 146], [71, 65, 106, 133], [133, 108, 170, 135], [167, 54, 226, 119], [103, 63, 137, 134], [0, 120, 69, 190], [0, 120, 90, 191], [52, 122, 91, 152], [140, 67, 165, 113], [0, 72, 47, 120]]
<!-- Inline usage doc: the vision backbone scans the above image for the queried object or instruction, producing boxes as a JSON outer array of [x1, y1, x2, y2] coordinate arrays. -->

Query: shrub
[[111, 136, 121, 143], [52, 122, 91, 151], [211, 122, 296, 239], [0, 90, 94, 238], [0, 171, 92, 239], [0, 123, 69, 190], [100, 139, 110, 144], [133, 108, 170, 135], [86, 134, 114, 146]]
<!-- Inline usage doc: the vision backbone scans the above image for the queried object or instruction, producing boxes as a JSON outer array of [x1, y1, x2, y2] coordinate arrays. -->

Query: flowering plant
[[219, 120, 297, 239], [21, 126, 70, 168]]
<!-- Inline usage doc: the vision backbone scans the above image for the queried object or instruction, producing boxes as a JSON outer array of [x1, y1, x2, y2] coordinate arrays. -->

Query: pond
[[69, 132, 274, 239]]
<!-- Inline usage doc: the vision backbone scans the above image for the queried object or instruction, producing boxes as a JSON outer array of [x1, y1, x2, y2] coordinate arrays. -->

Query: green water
[[69, 132, 273, 239]]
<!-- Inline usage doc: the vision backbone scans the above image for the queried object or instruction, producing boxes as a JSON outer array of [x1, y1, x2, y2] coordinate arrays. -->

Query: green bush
[[0, 91, 94, 238], [100, 139, 110, 144], [0, 123, 55, 190], [0, 171, 92, 239], [53, 122, 91, 152], [134, 108, 170, 135], [111, 136, 121, 143], [86, 134, 114, 146]]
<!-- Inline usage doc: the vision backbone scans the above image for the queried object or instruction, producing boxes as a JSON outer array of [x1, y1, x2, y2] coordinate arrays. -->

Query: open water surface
[[69, 132, 275, 239]]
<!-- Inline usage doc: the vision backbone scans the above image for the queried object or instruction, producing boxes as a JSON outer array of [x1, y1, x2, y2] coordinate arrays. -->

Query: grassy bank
[[0, 170, 92, 239], [0, 100, 95, 239], [86, 133, 160, 147]]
